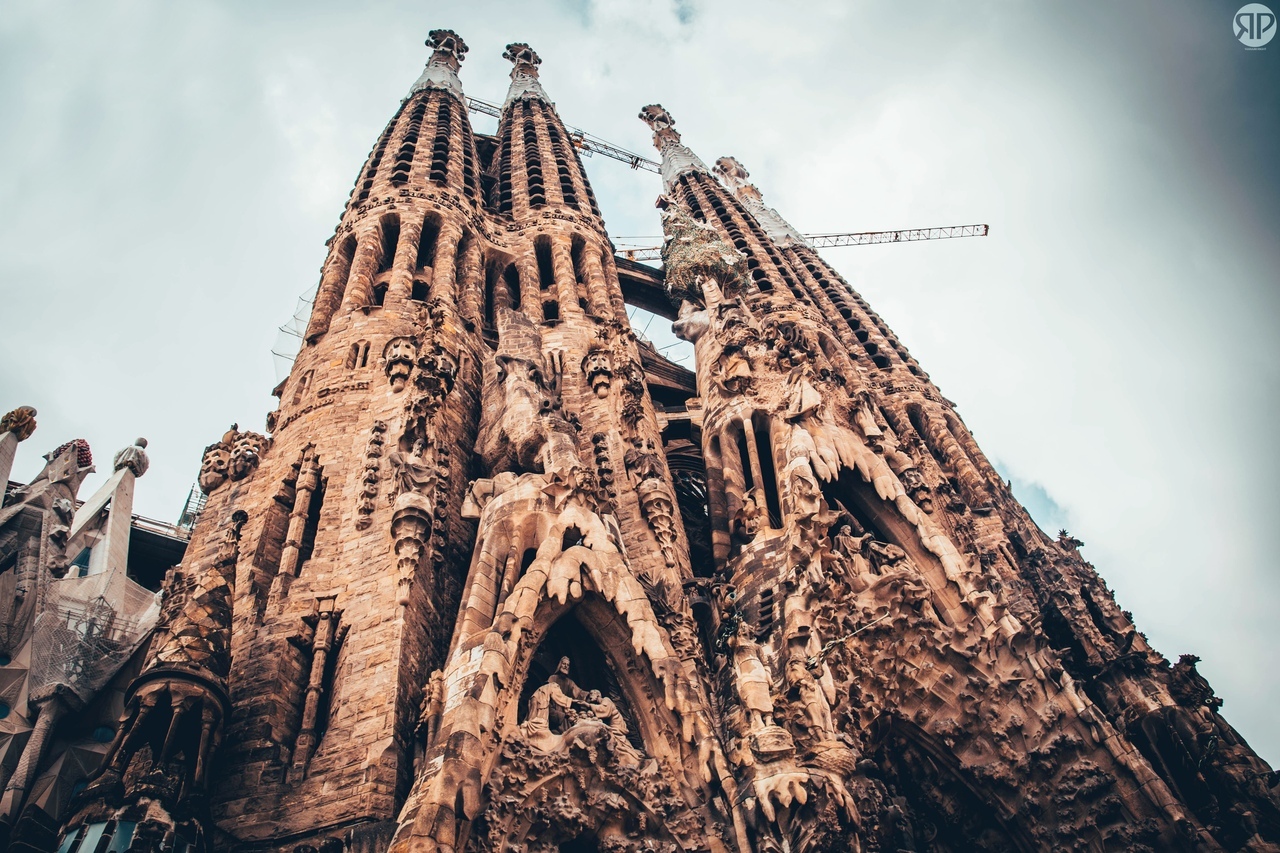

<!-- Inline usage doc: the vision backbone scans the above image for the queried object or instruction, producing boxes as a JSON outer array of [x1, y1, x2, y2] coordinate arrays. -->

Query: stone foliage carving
[[0, 405, 37, 441]]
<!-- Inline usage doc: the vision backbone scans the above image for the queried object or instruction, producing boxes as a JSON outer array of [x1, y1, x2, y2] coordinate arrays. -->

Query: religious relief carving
[[383, 336, 419, 392], [409, 344, 458, 427], [518, 657, 641, 765], [0, 405, 37, 441], [581, 346, 614, 397], [355, 420, 387, 530], [214, 510, 249, 570], [624, 437, 681, 569]]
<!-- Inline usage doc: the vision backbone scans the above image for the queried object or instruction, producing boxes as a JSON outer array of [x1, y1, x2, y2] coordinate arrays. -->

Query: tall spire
[[638, 104, 710, 193], [501, 42, 551, 107], [407, 28, 469, 99], [713, 155, 808, 247]]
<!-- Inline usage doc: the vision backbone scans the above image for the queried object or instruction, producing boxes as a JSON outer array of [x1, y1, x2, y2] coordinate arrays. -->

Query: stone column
[[580, 244, 611, 318], [387, 211, 425, 309], [339, 228, 385, 313], [429, 222, 463, 308], [516, 254, 542, 323], [306, 245, 356, 342], [458, 237, 483, 329], [549, 235, 581, 319], [279, 452, 321, 579]]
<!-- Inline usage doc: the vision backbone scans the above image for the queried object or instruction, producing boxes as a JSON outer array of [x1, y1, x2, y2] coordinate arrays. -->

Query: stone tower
[[52, 31, 1279, 853]]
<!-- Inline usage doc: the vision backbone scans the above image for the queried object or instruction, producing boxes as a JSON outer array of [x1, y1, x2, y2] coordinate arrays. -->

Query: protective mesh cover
[[28, 568, 160, 703]]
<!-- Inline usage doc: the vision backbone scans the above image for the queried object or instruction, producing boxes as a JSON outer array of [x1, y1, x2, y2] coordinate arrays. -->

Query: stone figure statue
[[728, 621, 775, 733]]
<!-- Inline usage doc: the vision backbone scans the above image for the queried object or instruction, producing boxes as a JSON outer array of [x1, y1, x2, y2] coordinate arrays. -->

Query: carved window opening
[[522, 104, 546, 208], [346, 341, 370, 369], [454, 233, 471, 297], [731, 420, 781, 530], [377, 215, 400, 274], [460, 123, 479, 198], [907, 405, 947, 468], [411, 280, 429, 302], [753, 421, 783, 528], [496, 114, 515, 213], [418, 216, 440, 270], [535, 238, 555, 291], [370, 281, 388, 308], [429, 97, 452, 184], [504, 264, 522, 310], [756, 586, 776, 639], [542, 106, 579, 209], [292, 370, 314, 406], [542, 301, 560, 324], [319, 235, 358, 335], [297, 475, 326, 572], [676, 175, 707, 222], [356, 106, 401, 203], [570, 237, 589, 307], [391, 100, 427, 186]]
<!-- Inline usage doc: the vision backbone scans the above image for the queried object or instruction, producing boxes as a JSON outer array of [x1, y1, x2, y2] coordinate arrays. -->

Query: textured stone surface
[[39, 28, 1280, 853]]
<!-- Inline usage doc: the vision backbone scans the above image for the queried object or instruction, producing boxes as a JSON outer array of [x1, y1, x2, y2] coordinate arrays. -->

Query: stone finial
[[113, 437, 150, 478], [0, 406, 37, 442], [502, 42, 551, 107], [712, 155, 807, 246], [713, 156, 752, 195], [639, 104, 677, 137], [639, 105, 710, 192], [47, 438, 93, 469], [426, 29, 469, 67], [503, 42, 541, 71], [408, 29, 469, 99]]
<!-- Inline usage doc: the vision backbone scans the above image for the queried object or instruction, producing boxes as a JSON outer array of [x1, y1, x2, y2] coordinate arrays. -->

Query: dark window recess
[[542, 301, 560, 323], [411, 280, 429, 302], [536, 239, 555, 290], [371, 282, 388, 307], [418, 218, 440, 269]]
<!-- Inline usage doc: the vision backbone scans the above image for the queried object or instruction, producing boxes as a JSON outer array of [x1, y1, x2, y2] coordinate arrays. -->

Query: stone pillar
[[292, 596, 341, 779], [387, 211, 425, 309], [458, 237, 483, 329], [580, 244, 611, 318], [339, 228, 385, 313], [279, 452, 321, 579], [306, 246, 356, 342], [549, 235, 581, 318], [516, 254, 541, 323], [430, 222, 463, 308]]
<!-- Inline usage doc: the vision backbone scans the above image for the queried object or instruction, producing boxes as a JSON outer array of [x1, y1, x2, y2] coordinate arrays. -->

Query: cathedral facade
[[4, 28, 1276, 853]]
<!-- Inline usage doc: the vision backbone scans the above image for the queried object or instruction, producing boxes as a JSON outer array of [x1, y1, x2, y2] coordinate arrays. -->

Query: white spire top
[[639, 105, 711, 193], [502, 43, 552, 108], [407, 29, 468, 100], [713, 156, 808, 247]]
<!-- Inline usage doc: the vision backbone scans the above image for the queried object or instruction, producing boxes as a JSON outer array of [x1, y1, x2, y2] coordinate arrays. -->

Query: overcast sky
[[2, 1, 1277, 762]]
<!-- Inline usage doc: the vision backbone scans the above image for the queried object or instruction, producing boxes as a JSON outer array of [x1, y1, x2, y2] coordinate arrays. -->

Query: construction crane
[[618, 225, 989, 261], [464, 97, 988, 263], [467, 97, 661, 173]]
